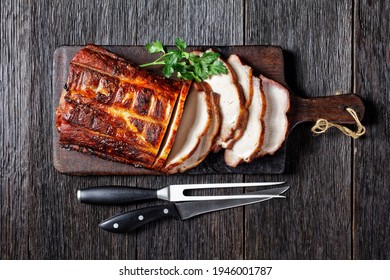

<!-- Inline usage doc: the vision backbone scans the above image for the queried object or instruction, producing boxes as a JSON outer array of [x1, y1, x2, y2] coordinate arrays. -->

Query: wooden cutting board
[[52, 45, 364, 175]]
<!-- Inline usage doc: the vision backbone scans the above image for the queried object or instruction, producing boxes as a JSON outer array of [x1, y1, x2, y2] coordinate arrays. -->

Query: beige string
[[311, 107, 366, 139]]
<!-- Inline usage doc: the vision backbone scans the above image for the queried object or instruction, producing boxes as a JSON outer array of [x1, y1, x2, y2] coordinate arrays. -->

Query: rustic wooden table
[[1, 0, 389, 260]]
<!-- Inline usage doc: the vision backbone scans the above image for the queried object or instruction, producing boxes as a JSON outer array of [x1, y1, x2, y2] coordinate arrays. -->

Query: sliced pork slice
[[224, 76, 265, 167], [167, 91, 221, 174], [153, 82, 191, 170], [162, 84, 212, 173], [257, 75, 290, 157], [227, 54, 253, 109], [192, 50, 247, 151]]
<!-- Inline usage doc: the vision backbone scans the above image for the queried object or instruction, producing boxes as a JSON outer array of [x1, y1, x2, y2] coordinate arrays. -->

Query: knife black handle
[[99, 204, 180, 233], [77, 186, 157, 205]]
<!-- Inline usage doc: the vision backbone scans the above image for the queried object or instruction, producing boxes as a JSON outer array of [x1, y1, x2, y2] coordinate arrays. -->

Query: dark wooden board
[[53, 45, 365, 176], [53, 45, 288, 175]]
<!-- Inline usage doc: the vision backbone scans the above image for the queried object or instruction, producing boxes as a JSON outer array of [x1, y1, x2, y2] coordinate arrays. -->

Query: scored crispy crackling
[[56, 44, 191, 169]]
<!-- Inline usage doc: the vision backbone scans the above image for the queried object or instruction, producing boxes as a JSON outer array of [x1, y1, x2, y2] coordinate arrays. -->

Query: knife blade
[[77, 181, 286, 205], [98, 186, 290, 233]]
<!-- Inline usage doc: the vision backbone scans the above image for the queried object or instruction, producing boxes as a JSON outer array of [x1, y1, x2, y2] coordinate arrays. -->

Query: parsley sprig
[[139, 38, 228, 82]]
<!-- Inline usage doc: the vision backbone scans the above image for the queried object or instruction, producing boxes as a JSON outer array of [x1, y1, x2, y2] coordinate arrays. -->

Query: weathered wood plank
[[0, 0, 31, 260], [135, 0, 245, 259], [177, 0, 244, 46], [353, 0, 390, 260], [6, 0, 389, 261], [27, 0, 139, 259], [245, 0, 353, 259]]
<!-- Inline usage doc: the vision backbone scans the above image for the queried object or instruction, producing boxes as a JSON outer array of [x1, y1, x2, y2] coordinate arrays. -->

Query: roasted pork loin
[[56, 44, 191, 170], [225, 76, 266, 167], [257, 75, 290, 156], [191, 50, 248, 151], [56, 45, 289, 174], [163, 83, 221, 174], [162, 83, 213, 173]]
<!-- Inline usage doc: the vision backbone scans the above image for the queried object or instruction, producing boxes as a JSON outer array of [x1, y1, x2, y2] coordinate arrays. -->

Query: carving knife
[[98, 186, 290, 233]]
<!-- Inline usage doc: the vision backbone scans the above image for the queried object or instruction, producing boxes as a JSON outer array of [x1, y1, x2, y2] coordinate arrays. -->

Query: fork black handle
[[77, 186, 157, 205]]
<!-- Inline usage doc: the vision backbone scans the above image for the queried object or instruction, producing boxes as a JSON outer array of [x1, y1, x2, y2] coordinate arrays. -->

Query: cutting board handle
[[288, 94, 365, 129]]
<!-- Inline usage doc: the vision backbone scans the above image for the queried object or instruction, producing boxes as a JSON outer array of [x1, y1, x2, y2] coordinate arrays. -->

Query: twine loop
[[311, 107, 366, 139]]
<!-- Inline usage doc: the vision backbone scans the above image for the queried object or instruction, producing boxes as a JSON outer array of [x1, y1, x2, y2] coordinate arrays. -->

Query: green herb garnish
[[139, 38, 228, 82]]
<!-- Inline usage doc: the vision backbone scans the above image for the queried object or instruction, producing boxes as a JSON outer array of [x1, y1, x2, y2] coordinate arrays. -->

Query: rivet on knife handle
[[77, 186, 157, 205], [99, 204, 180, 233]]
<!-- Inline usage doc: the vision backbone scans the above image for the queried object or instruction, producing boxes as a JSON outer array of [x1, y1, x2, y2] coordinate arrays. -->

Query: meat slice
[[257, 75, 290, 157], [162, 84, 212, 173], [227, 54, 253, 108], [56, 44, 191, 169], [166, 88, 221, 174], [192, 50, 247, 151], [224, 76, 266, 167], [152, 81, 191, 170]]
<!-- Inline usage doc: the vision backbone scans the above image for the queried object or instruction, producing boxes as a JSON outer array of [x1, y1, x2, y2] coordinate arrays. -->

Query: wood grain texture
[[353, 0, 390, 260], [245, 0, 353, 259], [1, 0, 31, 259], [288, 94, 365, 129], [1, 0, 389, 260]]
